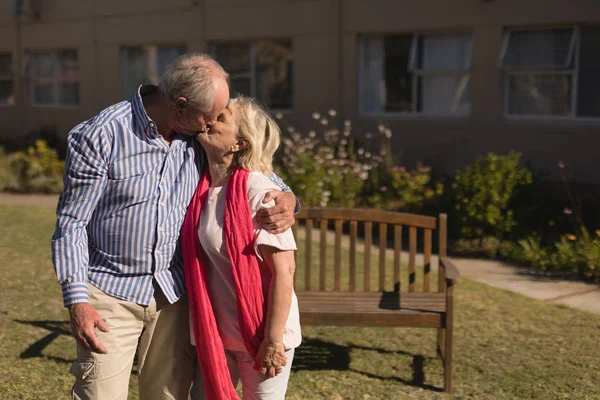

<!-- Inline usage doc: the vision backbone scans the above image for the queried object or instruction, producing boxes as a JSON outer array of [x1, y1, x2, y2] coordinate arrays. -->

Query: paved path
[[2, 193, 598, 314]]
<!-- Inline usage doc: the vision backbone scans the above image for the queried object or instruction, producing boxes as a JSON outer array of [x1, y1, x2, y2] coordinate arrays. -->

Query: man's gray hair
[[158, 53, 229, 114]]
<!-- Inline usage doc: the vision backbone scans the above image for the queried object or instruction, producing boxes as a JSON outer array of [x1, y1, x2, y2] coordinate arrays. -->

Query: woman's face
[[197, 102, 242, 157]]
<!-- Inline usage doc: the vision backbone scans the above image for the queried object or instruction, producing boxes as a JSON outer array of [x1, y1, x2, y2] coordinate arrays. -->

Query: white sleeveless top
[[190, 172, 302, 351]]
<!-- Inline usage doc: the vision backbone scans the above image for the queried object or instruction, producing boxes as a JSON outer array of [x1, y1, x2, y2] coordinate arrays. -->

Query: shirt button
[[149, 122, 155, 128]]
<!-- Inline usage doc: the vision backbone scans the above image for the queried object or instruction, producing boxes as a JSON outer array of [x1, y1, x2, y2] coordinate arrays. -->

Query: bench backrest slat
[[334, 220, 343, 291], [305, 219, 313, 290], [379, 223, 387, 292], [394, 225, 402, 292], [349, 220, 358, 291], [364, 221, 373, 292], [409, 226, 417, 292], [424, 228, 432, 292], [319, 219, 328, 291]]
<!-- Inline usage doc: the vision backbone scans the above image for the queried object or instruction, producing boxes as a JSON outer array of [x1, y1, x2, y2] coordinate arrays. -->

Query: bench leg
[[443, 286, 455, 393], [437, 328, 445, 359]]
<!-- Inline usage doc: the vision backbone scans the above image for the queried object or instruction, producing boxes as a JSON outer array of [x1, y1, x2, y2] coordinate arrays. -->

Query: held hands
[[68, 303, 110, 354], [257, 339, 287, 378], [255, 191, 296, 235]]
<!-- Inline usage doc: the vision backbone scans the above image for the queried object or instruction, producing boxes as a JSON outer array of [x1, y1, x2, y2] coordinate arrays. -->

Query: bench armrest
[[440, 257, 460, 285]]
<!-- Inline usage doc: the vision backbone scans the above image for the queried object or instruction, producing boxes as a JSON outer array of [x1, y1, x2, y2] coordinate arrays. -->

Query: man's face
[[173, 77, 230, 137]]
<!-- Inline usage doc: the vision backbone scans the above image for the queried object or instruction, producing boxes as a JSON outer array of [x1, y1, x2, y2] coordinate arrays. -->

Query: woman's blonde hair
[[231, 97, 280, 175]]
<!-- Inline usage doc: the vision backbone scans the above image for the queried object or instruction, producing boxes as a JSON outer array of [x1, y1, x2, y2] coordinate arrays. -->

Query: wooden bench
[[292, 208, 460, 393]]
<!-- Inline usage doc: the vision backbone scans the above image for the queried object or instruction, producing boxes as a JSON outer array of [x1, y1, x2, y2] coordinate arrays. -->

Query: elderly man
[[51, 53, 297, 399]]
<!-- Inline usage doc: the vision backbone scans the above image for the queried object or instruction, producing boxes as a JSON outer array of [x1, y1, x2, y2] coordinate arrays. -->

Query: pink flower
[[393, 166, 406, 173], [380, 186, 388, 192], [563, 208, 573, 215], [558, 160, 565, 168]]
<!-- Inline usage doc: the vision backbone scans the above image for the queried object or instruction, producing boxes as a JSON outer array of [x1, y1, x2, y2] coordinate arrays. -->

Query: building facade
[[0, 0, 599, 182]]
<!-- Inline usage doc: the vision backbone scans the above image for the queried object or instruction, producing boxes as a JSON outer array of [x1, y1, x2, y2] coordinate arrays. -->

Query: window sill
[[30, 104, 80, 109], [505, 115, 600, 125], [359, 112, 470, 123]]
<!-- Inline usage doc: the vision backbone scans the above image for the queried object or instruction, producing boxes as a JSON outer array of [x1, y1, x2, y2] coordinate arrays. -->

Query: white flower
[[275, 112, 283, 119], [287, 126, 295, 133], [358, 148, 365, 155], [366, 132, 372, 139], [385, 129, 392, 138], [365, 152, 371, 158], [309, 130, 317, 138], [320, 118, 328, 125], [344, 120, 351, 127], [328, 109, 337, 117], [378, 124, 386, 132], [312, 112, 321, 120]]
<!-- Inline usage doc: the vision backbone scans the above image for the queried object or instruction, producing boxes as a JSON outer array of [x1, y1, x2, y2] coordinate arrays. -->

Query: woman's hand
[[257, 339, 287, 378], [255, 191, 297, 234]]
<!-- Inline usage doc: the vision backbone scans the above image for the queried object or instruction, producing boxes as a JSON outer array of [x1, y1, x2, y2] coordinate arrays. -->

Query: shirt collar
[[132, 85, 160, 138]]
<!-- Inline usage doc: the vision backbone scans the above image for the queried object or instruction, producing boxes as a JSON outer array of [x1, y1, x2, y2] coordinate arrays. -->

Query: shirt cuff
[[61, 281, 90, 307]]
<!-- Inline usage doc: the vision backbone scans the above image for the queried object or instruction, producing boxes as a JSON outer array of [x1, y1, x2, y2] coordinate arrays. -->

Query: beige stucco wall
[[0, 0, 598, 182]]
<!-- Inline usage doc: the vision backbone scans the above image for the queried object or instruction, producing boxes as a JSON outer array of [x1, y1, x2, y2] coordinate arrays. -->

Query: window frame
[[500, 26, 599, 121], [121, 44, 186, 99], [0, 53, 14, 107], [358, 32, 473, 118], [209, 39, 293, 112], [28, 50, 80, 108]]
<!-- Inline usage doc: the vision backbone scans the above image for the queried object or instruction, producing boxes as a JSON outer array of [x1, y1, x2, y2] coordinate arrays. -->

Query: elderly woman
[[182, 97, 301, 400]]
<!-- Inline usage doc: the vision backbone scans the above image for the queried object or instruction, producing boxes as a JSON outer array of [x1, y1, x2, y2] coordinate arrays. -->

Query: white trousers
[[191, 348, 295, 400]]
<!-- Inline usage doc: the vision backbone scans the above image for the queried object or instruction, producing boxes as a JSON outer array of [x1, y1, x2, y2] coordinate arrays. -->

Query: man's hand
[[68, 303, 110, 354], [255, 191, 296, 235]]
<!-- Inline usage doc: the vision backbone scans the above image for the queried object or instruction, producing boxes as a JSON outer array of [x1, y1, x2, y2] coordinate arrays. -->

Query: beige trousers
[[70, 284, 195, 400]]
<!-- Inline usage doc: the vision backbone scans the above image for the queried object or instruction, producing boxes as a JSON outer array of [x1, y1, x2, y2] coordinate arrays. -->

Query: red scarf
[[181, 168, 268, 400]]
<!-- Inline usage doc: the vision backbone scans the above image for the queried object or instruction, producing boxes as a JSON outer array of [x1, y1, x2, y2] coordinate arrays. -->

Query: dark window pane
[[157, 46, 186, 75], [59, 83, 79, 106], [418, 34, 472, 70], [123, 47, 151, 98], [503, 29, 574, 69], [0, 80, 14, 105], [577, 26, 600, 117], [0, 54, 12, 76], [255, 39, 293, 109], [33, 83, 56, 105], [229, 77, 251, 98], [508, 73, 571, 116], [384, 35, 413, 112], [213, 43, 251, 74]]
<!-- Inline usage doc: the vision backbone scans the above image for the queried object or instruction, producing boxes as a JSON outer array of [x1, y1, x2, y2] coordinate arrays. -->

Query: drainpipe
[[337, 0, 344, 123]]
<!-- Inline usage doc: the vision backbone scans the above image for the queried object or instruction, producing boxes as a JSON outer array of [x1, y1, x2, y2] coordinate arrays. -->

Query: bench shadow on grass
[[292, 337, 443, 392], [15, 319, 141, 375], [15, 320, 72, 363]]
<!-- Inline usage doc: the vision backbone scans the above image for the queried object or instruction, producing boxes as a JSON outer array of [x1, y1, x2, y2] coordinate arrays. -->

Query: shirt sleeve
[[51, 123, 112, 307], [268, 172, 301, 215], [248, 173, 297, 261]]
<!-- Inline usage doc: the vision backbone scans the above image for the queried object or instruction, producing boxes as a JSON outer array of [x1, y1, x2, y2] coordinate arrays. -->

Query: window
[[29, 50, 79, 106], [0, 54, 14, 105], [500, 26, 600, 118], [360, 33, 472, 116], [210, 40, 293, 109], [122, 45, 186, 98]]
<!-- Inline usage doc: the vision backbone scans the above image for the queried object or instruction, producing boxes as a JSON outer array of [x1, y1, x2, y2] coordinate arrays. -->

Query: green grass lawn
[[1, 204, 599, 399]]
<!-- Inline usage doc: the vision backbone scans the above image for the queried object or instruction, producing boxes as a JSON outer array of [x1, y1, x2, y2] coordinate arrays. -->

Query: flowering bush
[[276, 112, 440, 210]]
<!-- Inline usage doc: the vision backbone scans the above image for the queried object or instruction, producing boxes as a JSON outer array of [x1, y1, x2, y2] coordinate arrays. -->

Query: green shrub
[[0, 147, 20, 192], [10, 140, 65, 194], [452, 152, 532, 241], [517, 230, 600, 279]]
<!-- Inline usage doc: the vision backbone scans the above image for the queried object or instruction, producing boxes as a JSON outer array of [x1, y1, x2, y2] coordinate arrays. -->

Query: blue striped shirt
[[51, 85, 292, 307]]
